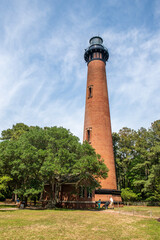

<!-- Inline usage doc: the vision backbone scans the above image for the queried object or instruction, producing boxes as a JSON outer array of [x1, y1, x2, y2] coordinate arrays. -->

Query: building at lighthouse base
[[42, 174, 121, 209]]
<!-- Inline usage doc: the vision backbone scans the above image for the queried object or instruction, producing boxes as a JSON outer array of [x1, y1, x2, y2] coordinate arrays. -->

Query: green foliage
[[2, 119, 160, 203], [1, 123, 30, 140], [121, 188, 138, 201], [0, 124, 108, 202], [113, 120, 160, 202], [0, 176, 12, 198]]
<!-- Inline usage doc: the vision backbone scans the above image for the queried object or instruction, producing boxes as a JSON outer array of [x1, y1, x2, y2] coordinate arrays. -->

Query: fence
[[123, 201, 160, 206], [114, 204, 160, 218]]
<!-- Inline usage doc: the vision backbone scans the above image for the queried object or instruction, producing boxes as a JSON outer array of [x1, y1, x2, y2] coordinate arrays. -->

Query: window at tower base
[[86, 128, 92, 143], [87, 129, 90, 142]]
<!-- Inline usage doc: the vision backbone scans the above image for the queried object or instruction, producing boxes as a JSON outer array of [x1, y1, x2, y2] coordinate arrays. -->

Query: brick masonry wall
[[61, 184, 95, 202], [83, 60, 117, 190]]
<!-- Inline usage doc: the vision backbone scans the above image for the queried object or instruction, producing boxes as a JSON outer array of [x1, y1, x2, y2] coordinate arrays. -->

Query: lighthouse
[[83, 36, 121, 203]]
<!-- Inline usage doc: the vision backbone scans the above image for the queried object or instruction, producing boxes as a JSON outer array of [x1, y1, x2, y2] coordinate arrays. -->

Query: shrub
[[121, 188, 138, 201]]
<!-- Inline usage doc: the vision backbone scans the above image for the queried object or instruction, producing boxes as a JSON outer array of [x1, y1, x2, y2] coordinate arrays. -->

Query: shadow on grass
[[0, 205, 17, 208], [0, 210, 18, 212], [26, 207, 107, 212]]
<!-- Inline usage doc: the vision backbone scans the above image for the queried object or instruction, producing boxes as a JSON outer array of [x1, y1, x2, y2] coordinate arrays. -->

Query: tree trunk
[[34, 197, 36, 206], [14, 193, 17, 202], [54, 182, 61, 207], [49, 177, 55, 208], [25, 197, 28, 207]]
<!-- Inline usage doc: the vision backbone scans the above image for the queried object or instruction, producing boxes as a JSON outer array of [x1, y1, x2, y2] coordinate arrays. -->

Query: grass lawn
[[0, 208, 160, 240]]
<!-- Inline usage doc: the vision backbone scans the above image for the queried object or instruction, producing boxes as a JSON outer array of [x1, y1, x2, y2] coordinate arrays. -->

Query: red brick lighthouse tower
[[83, 36, 121, 203]]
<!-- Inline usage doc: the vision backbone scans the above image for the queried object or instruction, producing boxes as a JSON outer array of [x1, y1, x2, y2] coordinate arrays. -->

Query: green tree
[[121, 188, 138, 202], [39, 127, 108, 206], [1, 123, 30, 140], [143, 120, 160, 201], [113, 120, 160, 202], [0, 124, 108, 206], [131, 127, 151, 199], [0, 176, 12, 199], [113, 127, 136, 190]]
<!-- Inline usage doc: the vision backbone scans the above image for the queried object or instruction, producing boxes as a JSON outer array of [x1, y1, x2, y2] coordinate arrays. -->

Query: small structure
[[43, 173, 98, 208]]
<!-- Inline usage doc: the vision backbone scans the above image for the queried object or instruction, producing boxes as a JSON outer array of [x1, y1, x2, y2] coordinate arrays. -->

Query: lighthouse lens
[[90, 37, 103, 45]]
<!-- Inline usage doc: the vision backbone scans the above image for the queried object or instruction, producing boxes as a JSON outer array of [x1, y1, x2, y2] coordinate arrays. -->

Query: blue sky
[[0, 0, 160, 141]]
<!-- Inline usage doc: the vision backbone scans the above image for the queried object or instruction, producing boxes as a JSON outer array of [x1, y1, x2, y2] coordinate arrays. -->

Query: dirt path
[[0, 208, 18, 211]]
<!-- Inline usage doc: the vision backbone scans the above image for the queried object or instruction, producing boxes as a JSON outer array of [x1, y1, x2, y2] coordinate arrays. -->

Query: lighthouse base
[[95, 189, 122, 204], [42, 183, 122, 209]]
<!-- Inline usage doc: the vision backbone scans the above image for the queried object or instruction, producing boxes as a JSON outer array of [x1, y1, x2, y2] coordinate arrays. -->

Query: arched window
[[86, 127, 92, 143]]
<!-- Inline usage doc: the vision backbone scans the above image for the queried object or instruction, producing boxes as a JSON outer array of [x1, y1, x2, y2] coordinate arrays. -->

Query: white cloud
[[0, 0, 160, 142], [0, 1, 91, 141], [103, 29, 160, 132], [154, 0, 160, 24]]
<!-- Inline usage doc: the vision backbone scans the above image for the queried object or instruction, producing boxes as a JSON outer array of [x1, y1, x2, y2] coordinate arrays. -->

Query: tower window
[[86, 127, 92, 143], [100, 53, 102, 59], [88, 85, 93, 98], [87, 129, 90, 142], [97, 52, 100, 58]]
